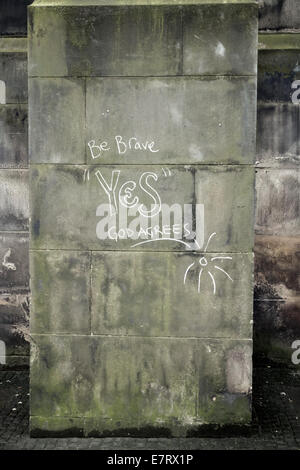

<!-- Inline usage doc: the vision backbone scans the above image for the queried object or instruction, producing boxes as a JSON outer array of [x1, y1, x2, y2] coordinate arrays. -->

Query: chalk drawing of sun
[[183, 232, 233, 295]]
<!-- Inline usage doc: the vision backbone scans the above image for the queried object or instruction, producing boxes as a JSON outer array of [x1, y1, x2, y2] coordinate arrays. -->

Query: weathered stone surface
[[29, 2, 257, 78], [91, 251, 253, 338], [0, 105, 28, 168], [0, 38, 27, 53], [0, 354, 29, 369], [30, 334, 252, 431], [0, 232, 29, 292], [258, 33, 300, 51], [0, 293, 30, 364], [254, 298, 300, 366], [30, 164, 253, 252], [28, 0, 256, 433], [256, 47, 300, 167], [255, 169, 300, 236], [259, 0, 300, 30], [258, 50, 300, 103], [256, 104, 300, 168], [183, 4, 257, 76], [196, 166, 254, 253], [255, 235, 300, 300], [86, 77, 256, 165], [30, 250, 91, 334], [30, 416, 85, 438], [29, 78, 85, 164], [0, 170, 29, 231], [0, 0, 33, 37], [0, 53, 27, 103], [30, 164, 195, 250], [28, 5, 182, 77]]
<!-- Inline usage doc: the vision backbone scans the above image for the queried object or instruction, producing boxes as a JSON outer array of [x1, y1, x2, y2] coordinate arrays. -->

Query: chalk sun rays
[[183, 232, 234, 295]]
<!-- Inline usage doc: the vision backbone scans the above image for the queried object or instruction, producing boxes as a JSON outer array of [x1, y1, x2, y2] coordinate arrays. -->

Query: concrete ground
[[0, 366, 299, 450]]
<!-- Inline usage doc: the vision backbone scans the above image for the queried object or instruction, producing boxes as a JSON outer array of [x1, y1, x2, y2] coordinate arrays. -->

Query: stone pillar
[[29, 0, 257, 436]]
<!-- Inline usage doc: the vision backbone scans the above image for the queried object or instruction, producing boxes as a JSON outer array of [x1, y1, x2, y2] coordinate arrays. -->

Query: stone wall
[[259, 0, 300, 30], [254, 33, 300, 365], [0, 36, 29, 370]]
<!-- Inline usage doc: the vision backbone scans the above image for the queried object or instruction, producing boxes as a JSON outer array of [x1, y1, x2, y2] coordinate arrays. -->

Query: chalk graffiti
[[95, 169, 162, 218], [88, 135, 159, 159], [93, 168, 204, 246], [183, 233, 233, 295], [84, 144, 235, 297]]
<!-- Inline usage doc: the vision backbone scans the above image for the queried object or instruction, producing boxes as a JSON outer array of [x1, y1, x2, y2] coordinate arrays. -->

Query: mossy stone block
[[256, 104, 300, 168], [86, 76, 256, 165], [30, 250, 91, 334], [91, 250, 253, 338], [0, 105, 28, 168], [195, 165, 255, 253], [0, 169, 29, 230], [183, 4, 257, 76], [28, 5, 182, 77], [30, 334, 252, 432], [29, 78, 85, 164], [0, 52, 27, 103]]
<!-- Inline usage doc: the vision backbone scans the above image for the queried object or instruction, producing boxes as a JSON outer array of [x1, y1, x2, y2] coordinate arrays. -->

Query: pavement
[[0, 366, 300, 450]]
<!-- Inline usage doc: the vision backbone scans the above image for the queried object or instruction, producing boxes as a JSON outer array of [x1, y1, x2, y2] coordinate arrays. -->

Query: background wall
[[0, 0, 299, 370], [255, 0, 300, 365], [0, 32, 29, 369]]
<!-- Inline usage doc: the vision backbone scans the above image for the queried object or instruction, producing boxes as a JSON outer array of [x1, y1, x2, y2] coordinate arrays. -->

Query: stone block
[[28, 4, 182, 77], [259, 0, 300, 30], [30, 164, 254, 252], [30, 250, 91, 334], [255, 168, 300, 236], [86, 77, 256, 165], [254, 235, 300, 300], [183, 3, 257, 76], [30, 164, 195, 250], [258, 50, 300, 103], [0, 232, 29, 292], [256, 104, 300, 168], [30, 334, 252, 432], [29, 78, 85, 164], [0, 169, 29, 231], [29, 2, 257, 77], [91, 251, 253, 339], [0, 0, 33, 37], [0, 105, 28, 168], [0, 52, 27, 103], [258, 33, 300, 51], [254, 298, 300, 366], [196, 165, 255, 253], [0, 293, 30, 360]]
